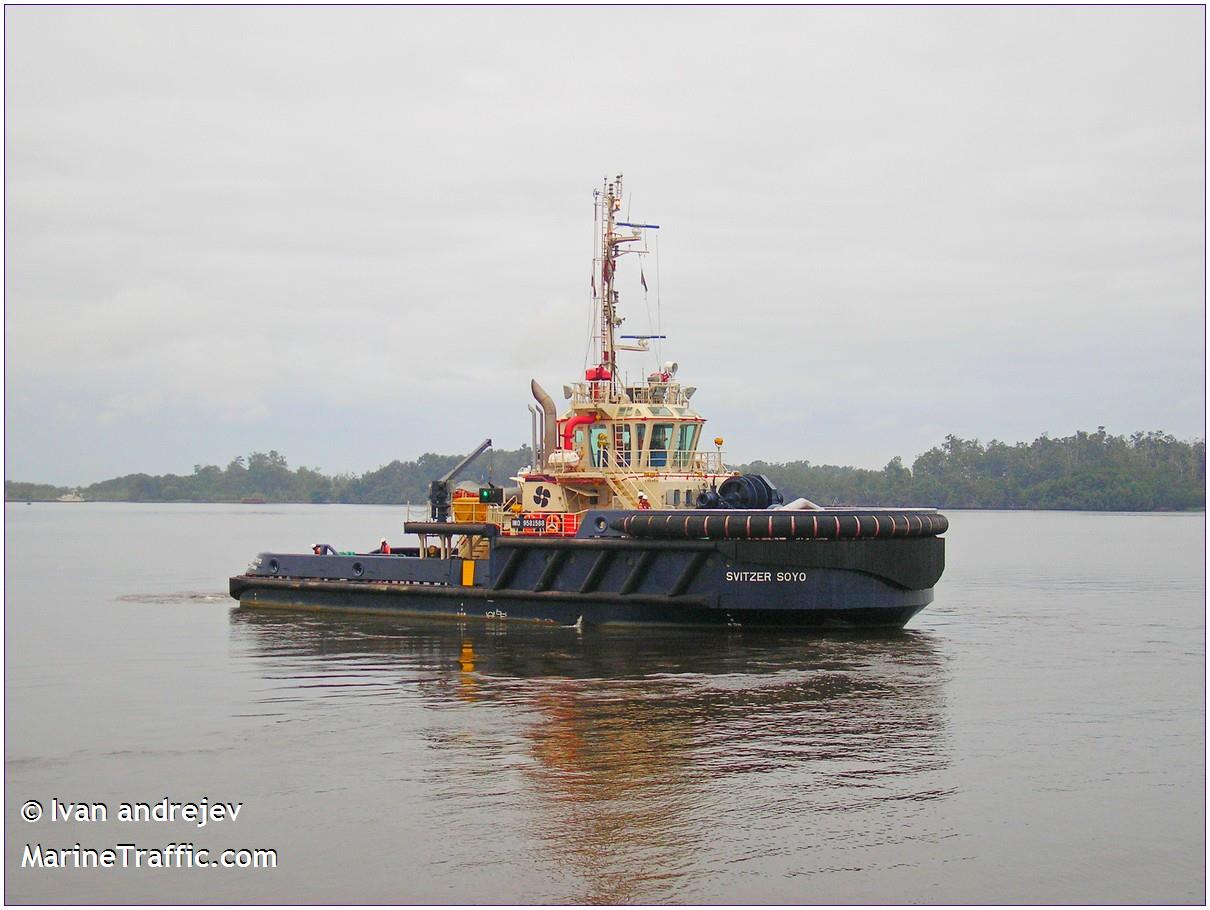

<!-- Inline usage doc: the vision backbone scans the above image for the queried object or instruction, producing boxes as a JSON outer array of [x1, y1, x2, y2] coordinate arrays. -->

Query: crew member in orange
[[637, 493, 652, 510], [378, 538, 391, 554]]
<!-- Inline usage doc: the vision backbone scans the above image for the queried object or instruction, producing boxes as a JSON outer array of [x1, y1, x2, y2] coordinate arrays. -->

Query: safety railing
[[568, 381, 691, 407], [595, 448, 726, 473], [569, 382, 625, 406], [624, 382, 690, 406], [486, 503, 518, 529], [688, 450, 727, 473]]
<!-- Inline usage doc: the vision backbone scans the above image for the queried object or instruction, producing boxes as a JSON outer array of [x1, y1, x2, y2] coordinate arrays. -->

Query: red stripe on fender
[[812, 515, 819, 538], [724, 515, 732, 538], [768, 515, 774, 537], [873, 515, 880, 537], [834, 516, 841, 538], [790, 514, 797, 537], [746, 515, 752, 537]]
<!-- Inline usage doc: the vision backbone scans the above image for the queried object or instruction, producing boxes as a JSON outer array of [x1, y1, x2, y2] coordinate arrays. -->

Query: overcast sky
[[5, 5, 1205, 485]]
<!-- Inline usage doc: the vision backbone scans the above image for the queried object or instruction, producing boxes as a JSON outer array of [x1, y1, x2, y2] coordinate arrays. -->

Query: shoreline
[[6, 499, 1204, 514]]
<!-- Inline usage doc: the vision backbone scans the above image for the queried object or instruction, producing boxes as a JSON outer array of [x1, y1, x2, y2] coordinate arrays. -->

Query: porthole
[[352, 562, 364, 577], [268, 558, 279, 574]]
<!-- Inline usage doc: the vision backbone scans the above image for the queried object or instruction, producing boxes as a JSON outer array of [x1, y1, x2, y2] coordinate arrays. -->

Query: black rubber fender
[[612, 509, 948, 541]]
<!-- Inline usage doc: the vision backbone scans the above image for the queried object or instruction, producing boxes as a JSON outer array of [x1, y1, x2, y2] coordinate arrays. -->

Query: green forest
[[5, 428, 1204, 511]]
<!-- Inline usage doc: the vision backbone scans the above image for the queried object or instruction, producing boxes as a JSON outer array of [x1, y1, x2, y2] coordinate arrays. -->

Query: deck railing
[[569, 381, 691, 408], [594, 448, 726, 474]]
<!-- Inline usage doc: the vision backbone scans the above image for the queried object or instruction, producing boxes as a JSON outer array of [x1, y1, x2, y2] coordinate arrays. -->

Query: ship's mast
[[596, 175, 622, 387], [593, 174, 650, 392]]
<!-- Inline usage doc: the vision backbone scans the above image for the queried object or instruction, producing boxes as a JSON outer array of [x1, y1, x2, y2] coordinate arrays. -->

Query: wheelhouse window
[[650, 423, 673, 468], [675, 423, 698, 468]]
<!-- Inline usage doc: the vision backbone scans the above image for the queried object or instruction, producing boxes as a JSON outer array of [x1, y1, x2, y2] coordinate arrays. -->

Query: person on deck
[[637, 493, 652, 510], [378, 538, 391, 554]]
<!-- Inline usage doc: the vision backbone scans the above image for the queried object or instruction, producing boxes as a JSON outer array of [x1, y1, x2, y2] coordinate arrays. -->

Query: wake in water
[[116, 591, 228, 605]]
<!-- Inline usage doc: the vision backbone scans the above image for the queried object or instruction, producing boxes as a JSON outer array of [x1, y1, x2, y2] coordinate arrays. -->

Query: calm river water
[[4, 504, 1204, 904]]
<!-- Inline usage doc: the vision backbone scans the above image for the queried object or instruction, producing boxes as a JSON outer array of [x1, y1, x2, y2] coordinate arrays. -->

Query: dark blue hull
[[231, 576, 930, 628], [230, 510, 944, 629]]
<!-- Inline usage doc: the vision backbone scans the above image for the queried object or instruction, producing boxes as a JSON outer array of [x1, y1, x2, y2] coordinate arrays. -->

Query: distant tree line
[[746, 429, 1204, 511], [5, 448, 535, 506], [5, 429, 1204, 511]]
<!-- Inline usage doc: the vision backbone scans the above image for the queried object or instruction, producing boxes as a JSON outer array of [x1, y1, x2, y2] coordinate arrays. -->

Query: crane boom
[[429, 438, 493, 522], [439, 438, 493, 483]]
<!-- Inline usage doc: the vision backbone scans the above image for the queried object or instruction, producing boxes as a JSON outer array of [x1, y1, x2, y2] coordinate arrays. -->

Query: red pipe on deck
[[562, 413, 598, 450]]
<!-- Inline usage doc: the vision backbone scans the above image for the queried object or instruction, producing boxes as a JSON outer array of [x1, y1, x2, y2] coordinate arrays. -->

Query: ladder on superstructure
[[602, 470, 657, 509]]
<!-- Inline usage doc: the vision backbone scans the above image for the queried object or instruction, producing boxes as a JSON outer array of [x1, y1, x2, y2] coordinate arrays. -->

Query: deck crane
[[428, 438, 493, 522]]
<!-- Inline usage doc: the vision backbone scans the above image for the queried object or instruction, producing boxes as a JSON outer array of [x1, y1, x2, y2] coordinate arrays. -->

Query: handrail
[[568, 381, 691, 407], [593, 448, 726, 473]]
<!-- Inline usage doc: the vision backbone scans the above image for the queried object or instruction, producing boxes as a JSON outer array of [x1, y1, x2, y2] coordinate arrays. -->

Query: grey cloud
[[4, 5, 1203, 485]]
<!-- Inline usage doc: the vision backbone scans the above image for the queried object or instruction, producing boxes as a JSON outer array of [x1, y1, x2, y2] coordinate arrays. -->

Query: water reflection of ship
[[230, 609, 951, 903]]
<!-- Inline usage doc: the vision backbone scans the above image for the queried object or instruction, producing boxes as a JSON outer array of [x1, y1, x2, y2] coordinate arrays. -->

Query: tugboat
[[230, 176, 947, 628]]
